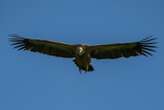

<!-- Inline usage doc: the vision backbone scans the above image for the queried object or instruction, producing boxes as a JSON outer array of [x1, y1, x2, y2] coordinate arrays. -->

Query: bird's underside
[[9, 34, 157, 73]]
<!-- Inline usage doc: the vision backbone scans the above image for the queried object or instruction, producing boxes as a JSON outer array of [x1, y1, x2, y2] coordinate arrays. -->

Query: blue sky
[[0, 0, 164, 110]]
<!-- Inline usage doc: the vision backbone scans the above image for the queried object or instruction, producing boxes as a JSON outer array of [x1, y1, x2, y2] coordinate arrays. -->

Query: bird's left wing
[[89, 37, 157, 59], [9, 34, 76, 58]]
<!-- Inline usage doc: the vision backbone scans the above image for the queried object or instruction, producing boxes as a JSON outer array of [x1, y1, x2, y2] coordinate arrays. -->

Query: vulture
[[9, 34, 157, 73]]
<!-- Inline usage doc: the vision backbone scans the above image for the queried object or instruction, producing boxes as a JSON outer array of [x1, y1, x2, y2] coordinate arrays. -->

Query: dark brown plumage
[[9, 34, 157, 73]]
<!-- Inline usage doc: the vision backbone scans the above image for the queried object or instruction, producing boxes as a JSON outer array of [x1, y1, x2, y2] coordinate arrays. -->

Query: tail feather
[[88, 65, 94, 71], [73, 59, 94, 72]]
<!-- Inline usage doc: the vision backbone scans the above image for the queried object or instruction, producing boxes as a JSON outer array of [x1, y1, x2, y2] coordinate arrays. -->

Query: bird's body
[[9, 34, 157, 73], [73, 45, 94, 72]]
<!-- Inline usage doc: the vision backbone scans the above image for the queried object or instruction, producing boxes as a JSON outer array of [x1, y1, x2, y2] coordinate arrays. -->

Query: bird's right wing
[[9, 34, 76, 58]]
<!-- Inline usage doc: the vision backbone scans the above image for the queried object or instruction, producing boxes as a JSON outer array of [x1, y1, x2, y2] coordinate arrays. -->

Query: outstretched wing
[[9, 34, 76, 58], [89, 36, 157, 59]]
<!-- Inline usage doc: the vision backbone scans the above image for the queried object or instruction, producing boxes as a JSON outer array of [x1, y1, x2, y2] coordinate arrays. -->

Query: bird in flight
[[9, 34, 157, 73]]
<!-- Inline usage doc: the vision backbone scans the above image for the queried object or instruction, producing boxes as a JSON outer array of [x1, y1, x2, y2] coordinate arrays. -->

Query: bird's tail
[[88, 64, 94, 71], [73, 59, 94, 72]]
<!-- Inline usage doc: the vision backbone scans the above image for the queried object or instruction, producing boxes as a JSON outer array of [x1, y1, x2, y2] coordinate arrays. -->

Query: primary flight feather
[[9, 34, 157, 73]]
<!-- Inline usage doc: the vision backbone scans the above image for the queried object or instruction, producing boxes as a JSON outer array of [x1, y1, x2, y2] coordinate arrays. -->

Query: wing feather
[[89, 36, 157, 59], [9, 34, 76, 58]]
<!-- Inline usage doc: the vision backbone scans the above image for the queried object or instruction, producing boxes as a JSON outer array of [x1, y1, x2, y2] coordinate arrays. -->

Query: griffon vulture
[[9, 34, 157, 73]]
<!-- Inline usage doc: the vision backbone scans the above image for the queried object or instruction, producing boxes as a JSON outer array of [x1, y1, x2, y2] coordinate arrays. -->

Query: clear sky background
[[0, 0, 164, 110]]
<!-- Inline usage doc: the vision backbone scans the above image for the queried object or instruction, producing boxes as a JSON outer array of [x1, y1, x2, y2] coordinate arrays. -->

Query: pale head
[[76, 46, 85, 56]]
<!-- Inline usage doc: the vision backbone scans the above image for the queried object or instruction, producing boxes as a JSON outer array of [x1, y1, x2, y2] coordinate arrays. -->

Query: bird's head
[[76, 46, 86, 56]]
